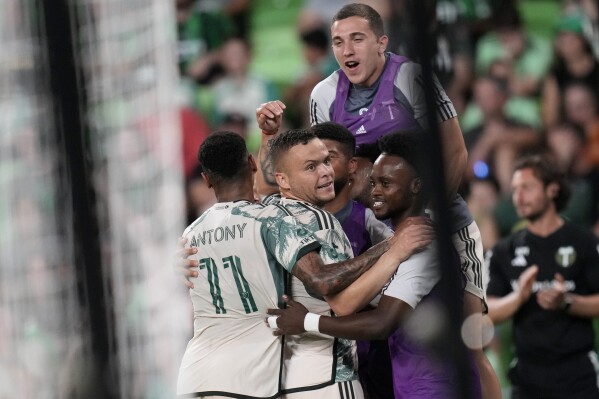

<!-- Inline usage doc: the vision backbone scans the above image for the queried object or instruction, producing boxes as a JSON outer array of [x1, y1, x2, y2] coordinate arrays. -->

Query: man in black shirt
[[487, 154, 599, 399]]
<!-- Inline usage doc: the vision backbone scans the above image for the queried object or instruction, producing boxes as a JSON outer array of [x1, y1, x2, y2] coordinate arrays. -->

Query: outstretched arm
[[255, 100, 285, 198], [324, 217, 435, 315], [268, 294, 412, 341]]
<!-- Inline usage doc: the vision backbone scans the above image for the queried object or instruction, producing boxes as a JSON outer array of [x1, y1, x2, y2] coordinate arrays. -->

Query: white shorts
[[451, 221, 488, 312], [282, 380, 364, 399]]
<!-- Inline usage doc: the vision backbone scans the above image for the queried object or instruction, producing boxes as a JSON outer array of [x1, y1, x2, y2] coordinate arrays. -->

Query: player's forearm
[[487, 293, 522, 324], [440, 118, 468, 197], [325, 249, 400, 316], [296, 240, 390, 296], [255, 132, 279, 197], [318, 308, 395, 340], [565, 293, 599, 318]]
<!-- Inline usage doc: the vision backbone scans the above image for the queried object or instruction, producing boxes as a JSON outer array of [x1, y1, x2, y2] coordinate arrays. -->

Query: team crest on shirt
[[511, 246, 529, 267], [555, 246, 576, 268]]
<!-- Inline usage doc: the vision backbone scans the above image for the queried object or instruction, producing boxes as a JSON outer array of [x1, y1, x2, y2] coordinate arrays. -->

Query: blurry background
[[1, 0, 598, 398]]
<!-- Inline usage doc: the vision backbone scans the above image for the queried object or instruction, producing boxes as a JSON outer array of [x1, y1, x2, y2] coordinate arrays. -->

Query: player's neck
[[214, 182, 255, 203], [390, 203, 424, 229], [323, 185, 351, 214], [526, 210, 563, 237]]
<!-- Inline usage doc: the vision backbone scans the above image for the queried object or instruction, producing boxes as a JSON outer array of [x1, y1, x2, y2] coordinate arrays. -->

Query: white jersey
[[177, 200, 320, 398], [264, 194, 359, 395], [379, 242, 440, 308]]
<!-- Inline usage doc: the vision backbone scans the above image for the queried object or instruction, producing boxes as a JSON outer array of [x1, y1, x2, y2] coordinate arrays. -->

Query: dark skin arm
[[268, 294, 412, 341], [174, 238, 199, 289]]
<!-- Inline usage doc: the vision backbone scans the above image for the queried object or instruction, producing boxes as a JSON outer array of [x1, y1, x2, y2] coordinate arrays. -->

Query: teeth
[[373, 201, 383, 207]]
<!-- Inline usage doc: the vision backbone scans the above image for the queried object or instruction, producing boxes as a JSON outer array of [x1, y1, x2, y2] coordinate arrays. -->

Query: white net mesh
[[1, 1, 191, 397]]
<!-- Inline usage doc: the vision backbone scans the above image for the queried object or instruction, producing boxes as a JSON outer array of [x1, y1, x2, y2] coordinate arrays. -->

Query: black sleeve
[[582, 232, 599, 293], [486, 241, 512, 297]]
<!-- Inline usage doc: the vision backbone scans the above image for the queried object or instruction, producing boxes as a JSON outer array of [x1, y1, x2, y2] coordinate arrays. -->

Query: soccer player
[[486, 155, 599, 399], [256, 4, 499, 396], [255, 120, 395, 395], [176, 131, 432, 398], [311, 122, 395, 397], [267, 131, 482, 398]]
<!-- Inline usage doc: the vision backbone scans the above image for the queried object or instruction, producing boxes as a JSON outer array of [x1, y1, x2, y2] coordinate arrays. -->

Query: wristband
[[261, 129, 278, 136], [304, 313, 321, 333], [267, 316, 279, 329]]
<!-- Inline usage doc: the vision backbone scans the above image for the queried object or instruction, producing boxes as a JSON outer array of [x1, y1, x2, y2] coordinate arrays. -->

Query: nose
[[512, 188, 522, 204], [371, 182, 381, 196], [343, 42, 354, 57], [320, 163, 334, 179]]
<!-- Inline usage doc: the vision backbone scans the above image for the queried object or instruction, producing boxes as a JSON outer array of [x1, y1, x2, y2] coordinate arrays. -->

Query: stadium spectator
[[463, 76, 540, 195], [475, 3, 552, 129], [541, 15, 599, 128], [175, 0, 235, 84], [211, 37, 278, 152]]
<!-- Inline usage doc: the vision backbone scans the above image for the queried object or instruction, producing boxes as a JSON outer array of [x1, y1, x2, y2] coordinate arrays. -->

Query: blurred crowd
[[173, 0, 599, 248]]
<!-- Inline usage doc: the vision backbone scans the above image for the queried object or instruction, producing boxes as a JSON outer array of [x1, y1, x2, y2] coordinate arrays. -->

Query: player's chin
[[371, 203, 389, 219], [316, 187, 335, 203]]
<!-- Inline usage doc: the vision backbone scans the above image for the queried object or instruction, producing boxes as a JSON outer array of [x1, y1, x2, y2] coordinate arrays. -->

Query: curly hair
[[198, 131, 248, 184]]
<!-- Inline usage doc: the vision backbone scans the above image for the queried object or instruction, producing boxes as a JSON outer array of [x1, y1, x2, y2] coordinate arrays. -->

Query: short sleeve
[[583, 234, 599, 293], [261, 207, 321, 272], [394, 61, 457, 129], [382, 244, 440, 308], [486, 244, 512, 297], [309, 72, 338, 125], [364, 208, 393, 245]]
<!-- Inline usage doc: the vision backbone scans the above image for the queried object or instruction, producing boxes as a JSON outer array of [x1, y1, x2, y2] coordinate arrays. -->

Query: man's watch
[[560, 294, 573, 312]]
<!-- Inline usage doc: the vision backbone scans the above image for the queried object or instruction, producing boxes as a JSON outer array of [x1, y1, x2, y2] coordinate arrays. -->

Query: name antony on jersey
[[189, 223, 247, 246]]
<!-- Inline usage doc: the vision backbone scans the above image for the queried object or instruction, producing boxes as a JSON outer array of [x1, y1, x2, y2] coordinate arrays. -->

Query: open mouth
[[372, 200, 385, 209], [345, 61, 359, 71], [317, 181, 333, 190]]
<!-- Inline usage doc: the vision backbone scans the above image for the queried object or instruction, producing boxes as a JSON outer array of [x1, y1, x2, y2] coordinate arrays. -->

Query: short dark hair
[[378, 131, 430, 201], [198, 131, 248, 184], [311, 122, 356, 158], [332, 3, 385, 38], [355, 142, 381, 163], [268, 128, 318, 171], [514, 154, 571, 212], [378, 131, 427, 177]]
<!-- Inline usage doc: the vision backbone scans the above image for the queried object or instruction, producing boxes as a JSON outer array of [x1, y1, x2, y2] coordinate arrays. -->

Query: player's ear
[[201, 172, 213, 188], [348, 157, 358, 174], [547, 182, 559, 199], [411, 177, 422, 195], [378, 35, 388, 54], [248, 154, 258, 173], [275, 172, 290, 190]]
